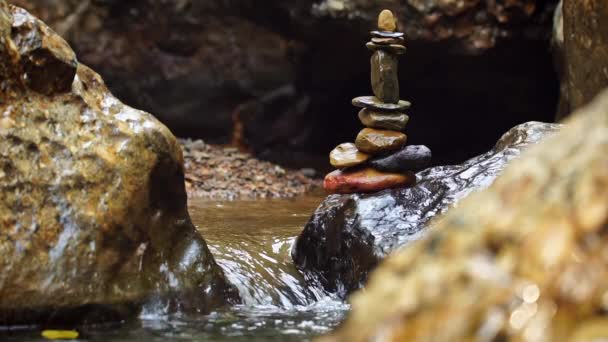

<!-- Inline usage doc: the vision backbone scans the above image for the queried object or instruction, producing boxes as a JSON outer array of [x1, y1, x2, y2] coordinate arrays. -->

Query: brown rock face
[[325, 90, 608, 341], [0, 3, 236, 325], [324, 168, 415, 194], [562, 0, 608, 112]]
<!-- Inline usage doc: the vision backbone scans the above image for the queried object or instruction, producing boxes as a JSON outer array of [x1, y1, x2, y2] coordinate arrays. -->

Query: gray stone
[[352, 96, 411, 111], [371, 37, 404, 45], [371, 30, 404, 39], [366, 42, 406, 54], [371, 50, 399, 103]]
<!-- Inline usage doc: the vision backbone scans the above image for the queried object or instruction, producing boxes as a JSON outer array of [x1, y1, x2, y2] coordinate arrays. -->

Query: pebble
[[378, 9, 397, 32], [358, 109, 409, 131], [369, 145, 432, 173], [366, 42, 407, 54], [371, 31, 404, 39], [324, 167, 416, 194], [352, 96, 411, 112], [371, 37, 404, 45], [330, 142, 370, 168], [355, 128, 407, 154], [371, 50, 399, 103], [180, 139, 320, 199]]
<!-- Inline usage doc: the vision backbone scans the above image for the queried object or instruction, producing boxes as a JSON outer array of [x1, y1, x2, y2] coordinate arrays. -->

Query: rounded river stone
[[371, 31, 405, 39], [355, 128, 407, 154], [358, 109, 409, 131], [324, 168, 416, 194], [371, 37, 404, 45], [378, 9, 397, 32], [371, 50, 399, 103], [369, 145, 432, 173], [352, 96, 411, 112], [330, 142, 370, 168]]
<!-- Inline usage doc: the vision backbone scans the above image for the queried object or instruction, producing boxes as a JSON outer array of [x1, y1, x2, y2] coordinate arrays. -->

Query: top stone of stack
[[378, 9, 397, 32]]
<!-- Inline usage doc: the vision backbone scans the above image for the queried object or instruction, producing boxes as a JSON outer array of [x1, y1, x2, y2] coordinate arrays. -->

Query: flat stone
[[358, 109, 409, 131], [371, 37, 404, 45], [366, 42, 407, 54], [330, 143, 370, 168], [324, 168, 415, 194], [378, 9, 397, 32], [355, 128, 407, 154], [371, 50, 399, 103], [352, 96, 411, 112], [369, 145, 432, 173], [371, 31, 404, 39]]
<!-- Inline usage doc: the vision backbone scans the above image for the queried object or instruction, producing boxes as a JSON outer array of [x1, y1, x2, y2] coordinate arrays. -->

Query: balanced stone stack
[[324, 10, 432, 194]]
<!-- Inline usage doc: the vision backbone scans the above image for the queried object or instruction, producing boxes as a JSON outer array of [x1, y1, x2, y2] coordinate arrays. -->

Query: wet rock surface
[[355, 128, 407, 155], [324, 168, 415, 194], [13, 0, 559, 167], [0, 3, 236, 326], [293, 121, 561, 295], [329, 143, 370, 169], [369, 145, 432, 173], [326, 89, 608, 342]]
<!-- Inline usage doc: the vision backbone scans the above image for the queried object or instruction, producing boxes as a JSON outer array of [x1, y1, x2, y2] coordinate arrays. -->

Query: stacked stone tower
[[324, 10, 432, 194]]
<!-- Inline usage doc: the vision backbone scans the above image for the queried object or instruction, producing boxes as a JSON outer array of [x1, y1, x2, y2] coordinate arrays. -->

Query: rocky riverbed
[[181, 139, 320, 200]]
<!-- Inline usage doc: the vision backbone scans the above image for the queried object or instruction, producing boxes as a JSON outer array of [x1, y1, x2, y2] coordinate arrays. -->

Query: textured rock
[[0, 3, 237, 325], [371, 50, 399, 103], [365, 42, 407, 54], [355, 128, 407, 154], [12, 0, 559, 167], [330, 143, 370, 169], [324, 168, 415, 194], [358, 109, 409, 131], [325, 89, 608, 342], [292, 121, 560, 296], [371, 37, 404, 45], [369, 145, 432, 173], [562, 0, 608, 113], [352, 96, 411, 112]]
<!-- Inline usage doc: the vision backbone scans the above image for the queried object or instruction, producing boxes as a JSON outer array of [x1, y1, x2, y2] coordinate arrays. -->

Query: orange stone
[[323, 168, 415, 194]]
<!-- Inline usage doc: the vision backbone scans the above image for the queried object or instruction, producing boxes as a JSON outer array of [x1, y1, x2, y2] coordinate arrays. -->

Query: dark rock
[[352, 96, 411, 112], [292, 121, 561, 296], [365, 42, 407, 54], [369, 145, 432, 173], [562, 0, 608, 114], [0, 3, 237, 326], [355, 128, 407, 155], [358, 109, 409, 131], [324, 168, 416, 194], [370, 31, 404, 39], [371, 50, 399, 103]]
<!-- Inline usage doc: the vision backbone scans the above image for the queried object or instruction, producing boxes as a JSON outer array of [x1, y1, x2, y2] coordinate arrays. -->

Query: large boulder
[[292, 121, 560, 296], [12, 0, 559, 167], [0, 2, 237, 326], [324, 89, 608, 341]]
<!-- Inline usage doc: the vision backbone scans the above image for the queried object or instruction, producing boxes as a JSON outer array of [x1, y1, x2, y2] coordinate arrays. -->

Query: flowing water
[[5, 194, 348, 341]]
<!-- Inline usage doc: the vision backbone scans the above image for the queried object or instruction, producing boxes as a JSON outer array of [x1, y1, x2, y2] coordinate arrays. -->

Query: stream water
[[5, 194, 348, 341]]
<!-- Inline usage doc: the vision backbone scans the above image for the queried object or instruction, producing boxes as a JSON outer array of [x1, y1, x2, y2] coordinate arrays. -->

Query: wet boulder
[[324, 88, 608, 342], [0, 3, 237, 326], [292, 121, 560, 296]]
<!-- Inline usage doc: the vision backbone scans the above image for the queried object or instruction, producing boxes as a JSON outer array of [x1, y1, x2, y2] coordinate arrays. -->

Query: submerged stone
[[371, 50, 399, 103], [324, 168, 415, 194], [293, 121, 561, 296], [355, 128, 407, 154], [358, 109, 409, 131], [369, 145, 432, 173], [352, 96, 411, 112], [330, 143, 370, 168]]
